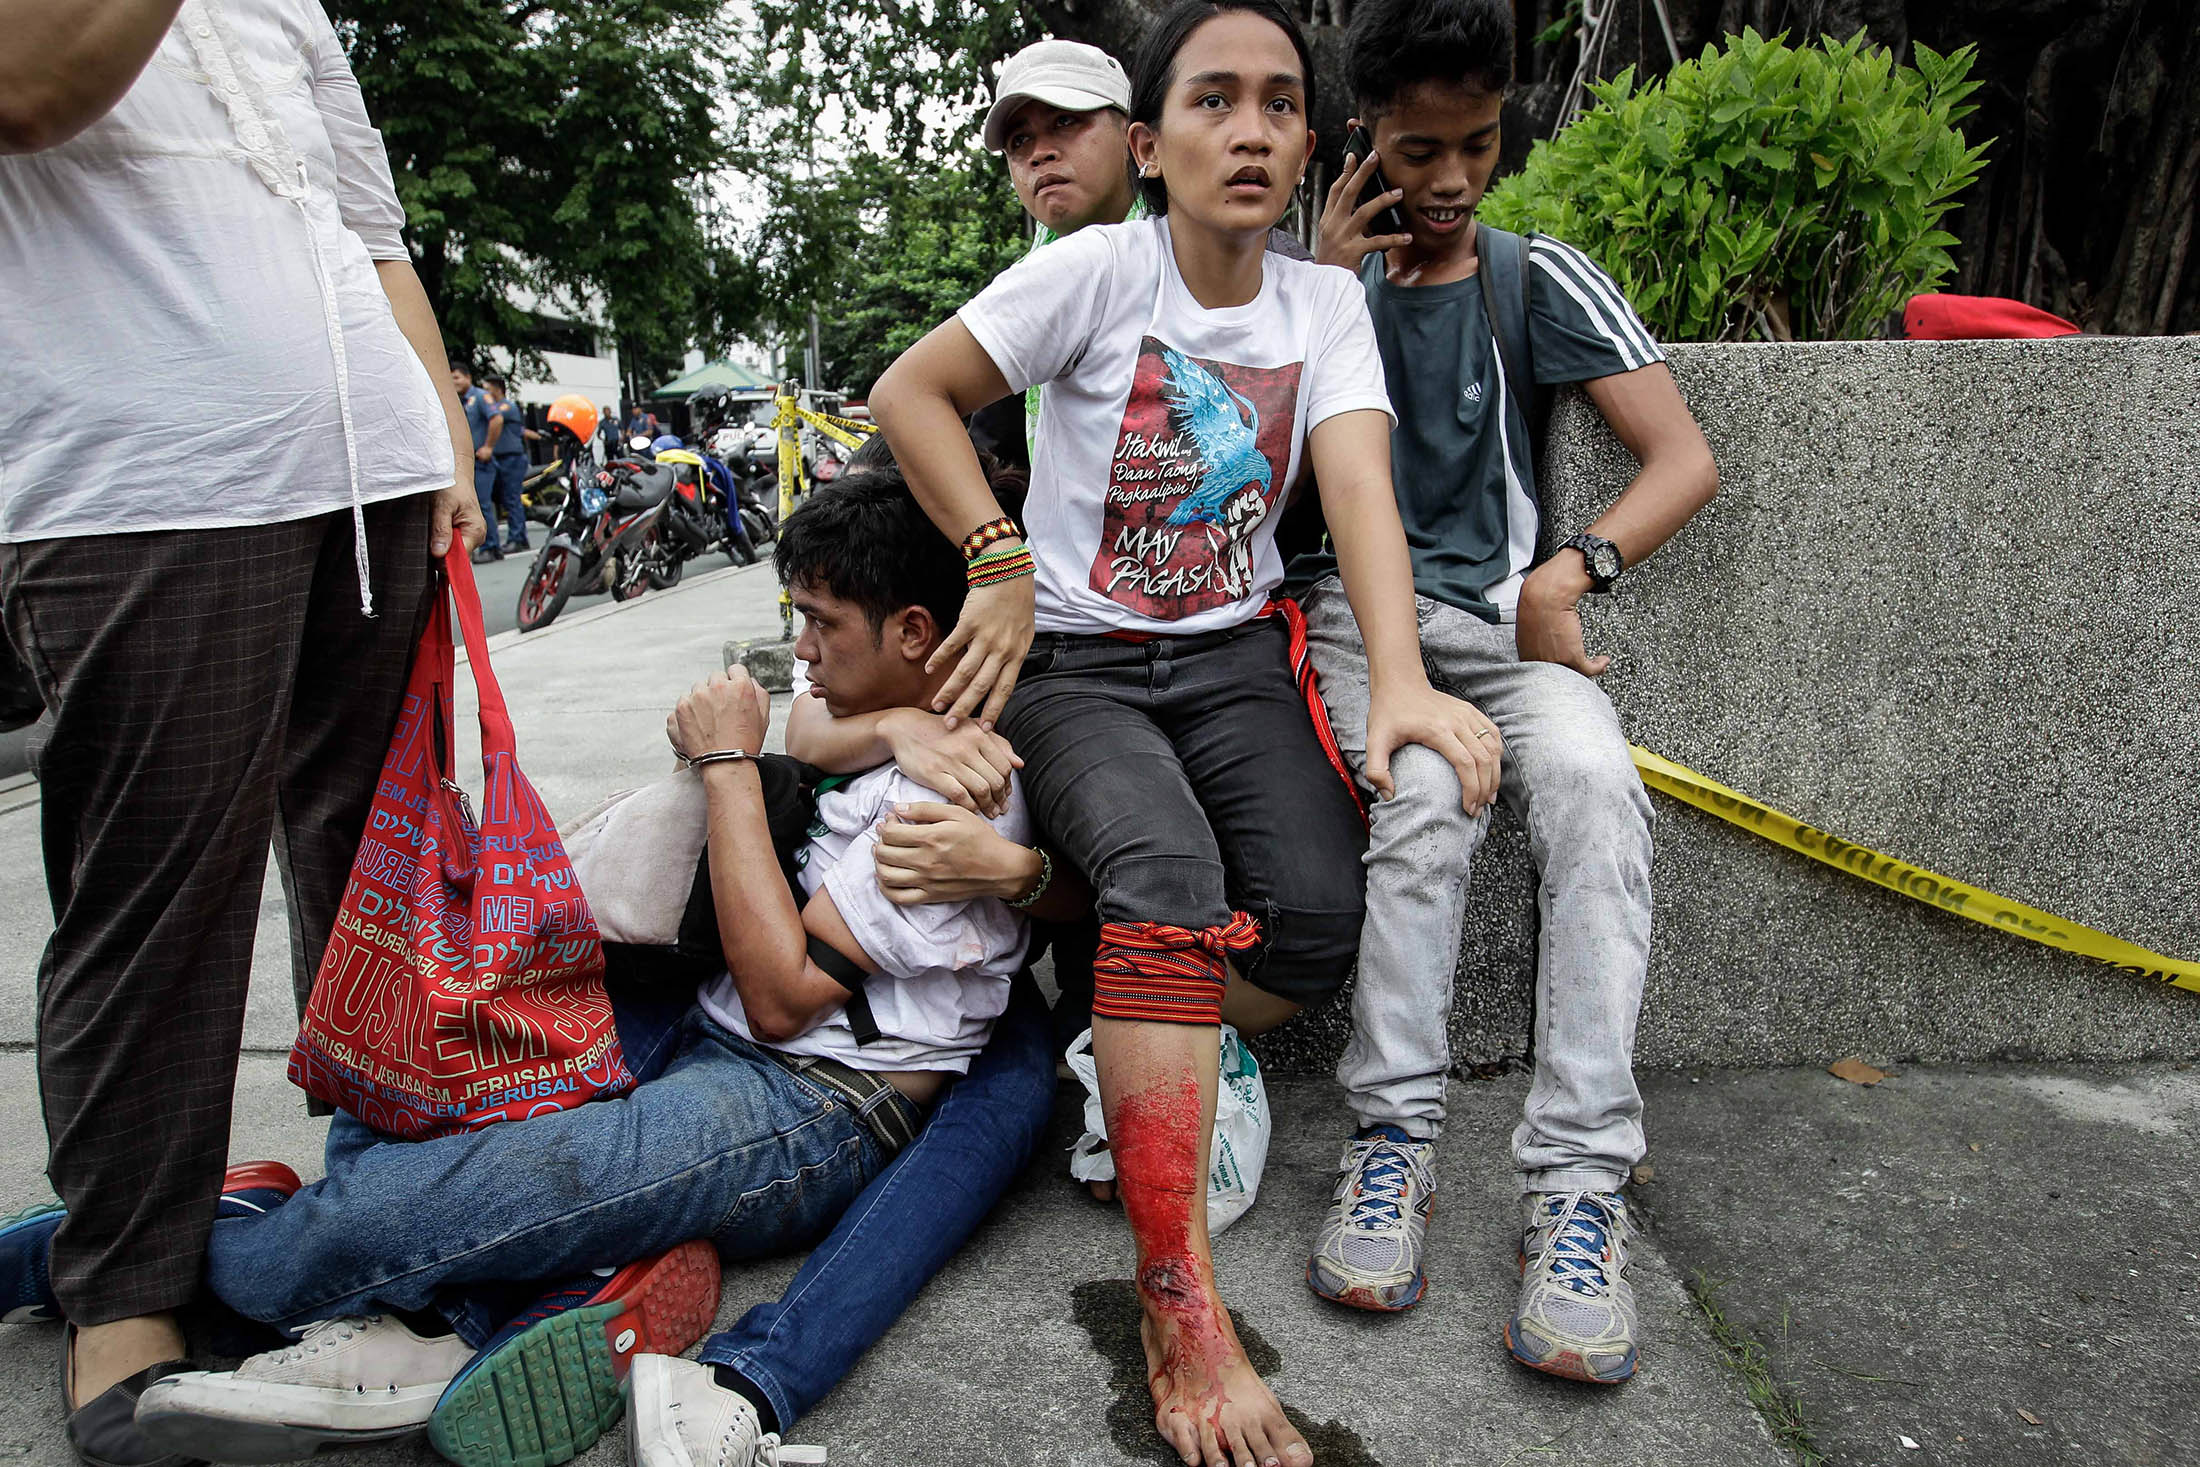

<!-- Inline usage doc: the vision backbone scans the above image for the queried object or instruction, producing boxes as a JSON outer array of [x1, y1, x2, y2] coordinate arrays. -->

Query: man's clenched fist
[[669, 668, 771, 763]]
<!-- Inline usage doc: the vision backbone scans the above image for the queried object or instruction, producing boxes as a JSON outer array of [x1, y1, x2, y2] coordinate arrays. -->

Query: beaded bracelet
[[1007, 846, 1054, 909], [966, 544, 1035, 588], [960, 516, 1021, 561]]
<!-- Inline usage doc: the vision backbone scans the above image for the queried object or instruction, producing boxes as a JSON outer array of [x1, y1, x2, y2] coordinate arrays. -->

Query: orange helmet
[[545, 394, 600, 445]]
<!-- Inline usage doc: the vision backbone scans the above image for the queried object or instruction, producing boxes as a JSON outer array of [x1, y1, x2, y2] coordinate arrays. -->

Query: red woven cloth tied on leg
[[1091, 912, 1263, 1026]]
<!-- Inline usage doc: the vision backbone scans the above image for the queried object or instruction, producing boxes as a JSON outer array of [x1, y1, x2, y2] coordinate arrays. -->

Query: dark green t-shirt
[[1286, 234, 1662, 622]]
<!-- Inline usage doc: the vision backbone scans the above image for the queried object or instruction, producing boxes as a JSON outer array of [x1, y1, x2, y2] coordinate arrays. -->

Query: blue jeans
[[471, 460, 499, 547], [491, 452, 529, 547], [203, 1008, 887, 1335], [699, 983, 1055, 1431]]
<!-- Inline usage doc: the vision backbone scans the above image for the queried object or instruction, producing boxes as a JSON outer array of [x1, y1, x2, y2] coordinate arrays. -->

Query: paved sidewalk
[[0, 562, 2193, 1465]]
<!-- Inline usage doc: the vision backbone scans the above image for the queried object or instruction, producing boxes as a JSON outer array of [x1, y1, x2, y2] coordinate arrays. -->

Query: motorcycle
[[515, 451, 681, 632], [651, 445, 759, 582], [703, 428, 779, 551]]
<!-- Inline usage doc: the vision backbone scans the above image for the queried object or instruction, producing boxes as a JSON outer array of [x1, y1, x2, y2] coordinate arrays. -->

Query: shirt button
[[195, 24, 212, 35], [225, 81, 241, 93]]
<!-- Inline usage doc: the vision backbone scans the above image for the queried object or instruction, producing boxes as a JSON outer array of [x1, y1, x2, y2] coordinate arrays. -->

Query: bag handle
[[440, 546, 516, 756]]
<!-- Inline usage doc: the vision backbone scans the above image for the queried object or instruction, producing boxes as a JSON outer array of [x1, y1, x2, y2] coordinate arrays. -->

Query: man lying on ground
[[0, 461, 1067, 1467]]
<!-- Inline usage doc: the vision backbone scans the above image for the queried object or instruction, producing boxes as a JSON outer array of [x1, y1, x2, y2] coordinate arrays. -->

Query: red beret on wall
[[1904, 293, 2081, 340]]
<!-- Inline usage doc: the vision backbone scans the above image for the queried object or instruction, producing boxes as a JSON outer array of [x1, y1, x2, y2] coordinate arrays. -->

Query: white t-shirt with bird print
[[959, 215, 1392, 636]]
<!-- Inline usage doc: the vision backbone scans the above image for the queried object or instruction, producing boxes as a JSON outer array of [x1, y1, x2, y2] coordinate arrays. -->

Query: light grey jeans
[[1301, 577, 1653, 1195]]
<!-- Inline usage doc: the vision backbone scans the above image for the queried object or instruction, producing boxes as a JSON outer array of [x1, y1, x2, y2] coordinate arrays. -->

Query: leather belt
[[769, 1050, 925, 1156]]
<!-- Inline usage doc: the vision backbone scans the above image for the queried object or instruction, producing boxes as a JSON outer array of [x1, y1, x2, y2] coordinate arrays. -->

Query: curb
[[458, 558, 772, 667]]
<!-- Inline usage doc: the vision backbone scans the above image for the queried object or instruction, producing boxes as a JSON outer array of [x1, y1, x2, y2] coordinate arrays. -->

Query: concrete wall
[[1257, 335, 2200, 1075]]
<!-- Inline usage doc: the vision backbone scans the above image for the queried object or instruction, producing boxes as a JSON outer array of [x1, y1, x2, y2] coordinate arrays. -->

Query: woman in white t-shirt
[[867, 5, 1498, 1462]]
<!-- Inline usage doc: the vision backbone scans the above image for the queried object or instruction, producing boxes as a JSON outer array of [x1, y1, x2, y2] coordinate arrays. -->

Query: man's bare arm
[[0, 1, 183, 154], [785, 695, 1021, 817], [701, 760, 878, 1043], [679, 670, 874, 1042], [1516, 363, 1717, 676]]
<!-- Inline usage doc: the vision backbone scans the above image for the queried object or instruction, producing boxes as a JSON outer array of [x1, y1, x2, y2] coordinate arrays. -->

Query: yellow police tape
[[797, 407, 877, 448], [1629, 746, 2200, 996], [767, 398, 874, 454]]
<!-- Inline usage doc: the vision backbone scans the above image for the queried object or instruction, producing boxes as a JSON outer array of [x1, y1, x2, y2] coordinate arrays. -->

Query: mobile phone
[[1344, 124, 1407, 238]]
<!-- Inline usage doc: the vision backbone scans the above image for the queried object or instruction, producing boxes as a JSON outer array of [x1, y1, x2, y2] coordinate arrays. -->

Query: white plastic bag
[[1065, 1024, 1272, 1235]]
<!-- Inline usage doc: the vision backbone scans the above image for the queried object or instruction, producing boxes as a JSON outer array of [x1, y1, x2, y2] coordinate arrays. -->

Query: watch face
[[1589, 542, 1622, 581]]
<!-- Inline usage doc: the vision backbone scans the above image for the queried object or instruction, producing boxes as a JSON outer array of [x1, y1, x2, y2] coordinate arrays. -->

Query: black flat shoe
[[62, 1324, 202, 1467]]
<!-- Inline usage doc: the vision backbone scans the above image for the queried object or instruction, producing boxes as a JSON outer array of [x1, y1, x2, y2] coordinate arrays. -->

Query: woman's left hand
[[873, 802, 1044, 906], [1365, 680, 1503, 814]]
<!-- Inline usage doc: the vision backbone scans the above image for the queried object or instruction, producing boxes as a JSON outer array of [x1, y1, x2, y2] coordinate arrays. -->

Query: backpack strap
[[1475, 225, 1533, 410], [1476, 223, 1556, 469]]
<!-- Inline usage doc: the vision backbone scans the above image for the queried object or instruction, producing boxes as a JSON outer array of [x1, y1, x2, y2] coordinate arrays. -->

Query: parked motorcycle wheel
[[740, 506, 774, 547], [647, 548, 685, 590], [516, 545, 574, 632]]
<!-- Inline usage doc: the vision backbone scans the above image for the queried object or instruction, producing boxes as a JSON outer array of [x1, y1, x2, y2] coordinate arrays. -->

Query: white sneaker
[[626, 1354, 825, 1467], [135, 1313, 473, 1462]]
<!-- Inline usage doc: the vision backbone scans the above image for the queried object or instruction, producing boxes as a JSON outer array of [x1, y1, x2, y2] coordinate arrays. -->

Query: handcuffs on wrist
[[676, 747, 755, 770]]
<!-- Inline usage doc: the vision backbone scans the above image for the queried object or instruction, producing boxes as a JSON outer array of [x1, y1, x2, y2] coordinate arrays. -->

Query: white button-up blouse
[[0, 0, 450, 601]]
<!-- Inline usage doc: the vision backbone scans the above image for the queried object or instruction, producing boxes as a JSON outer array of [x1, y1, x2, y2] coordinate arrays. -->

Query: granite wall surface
[[1256, 335, 2200, 1075]]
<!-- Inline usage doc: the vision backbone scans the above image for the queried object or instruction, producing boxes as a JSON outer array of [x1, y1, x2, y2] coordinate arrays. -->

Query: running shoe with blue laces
[[428, 1239, 722, 1467], [1306, 1125, 1437, 1311], [1508, 1190, 1639, 1383]]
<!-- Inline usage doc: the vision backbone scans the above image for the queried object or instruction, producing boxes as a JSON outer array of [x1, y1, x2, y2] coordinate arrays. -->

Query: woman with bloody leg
[[868, 5, 1499, 1464]]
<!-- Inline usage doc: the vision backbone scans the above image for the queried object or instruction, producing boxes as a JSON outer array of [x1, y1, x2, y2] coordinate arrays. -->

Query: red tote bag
[[289, 547, 635, 1137]]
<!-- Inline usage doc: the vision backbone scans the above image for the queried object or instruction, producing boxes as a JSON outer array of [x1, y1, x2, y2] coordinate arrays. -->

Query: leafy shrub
[[1480, 29, 1989, 342]]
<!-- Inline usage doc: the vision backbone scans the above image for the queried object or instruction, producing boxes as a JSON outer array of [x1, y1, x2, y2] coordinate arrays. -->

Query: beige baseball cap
[[982, 39, 1132, 153]]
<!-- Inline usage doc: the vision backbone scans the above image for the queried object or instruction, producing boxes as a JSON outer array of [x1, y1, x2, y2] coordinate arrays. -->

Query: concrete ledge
[[1259, 336, 2200, 1075]]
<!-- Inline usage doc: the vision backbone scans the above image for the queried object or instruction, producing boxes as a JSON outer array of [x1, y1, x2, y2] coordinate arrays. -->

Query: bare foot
[[1084, 1139, 1117, 1203], [1138, 1259, 1311, 1467], [69, 1313, 185, 1405]]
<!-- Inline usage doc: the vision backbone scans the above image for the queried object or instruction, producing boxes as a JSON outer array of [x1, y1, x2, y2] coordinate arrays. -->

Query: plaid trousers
[[0, 495, 433, 1323]]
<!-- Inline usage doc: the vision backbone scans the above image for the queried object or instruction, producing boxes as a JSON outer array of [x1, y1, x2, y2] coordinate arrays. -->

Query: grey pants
[[1301, 577, 1652, 1194], [0, 496, 433, 1322]]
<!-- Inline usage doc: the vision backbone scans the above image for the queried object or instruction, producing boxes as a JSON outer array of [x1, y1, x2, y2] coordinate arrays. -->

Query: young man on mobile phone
[[1293, 0, 1719, 1386]]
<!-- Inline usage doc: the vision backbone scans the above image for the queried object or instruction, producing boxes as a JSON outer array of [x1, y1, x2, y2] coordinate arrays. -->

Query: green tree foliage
[[330, 0, 754, 385], [1480, 30, 1990, 342], [812, 160, 1026, 397], [725, 1, 1036, 374]]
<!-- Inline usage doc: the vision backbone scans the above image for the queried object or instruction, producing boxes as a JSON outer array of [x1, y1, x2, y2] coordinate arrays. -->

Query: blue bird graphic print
[[1157, 347, 1271, 527], [1093, 336, 1300, 621]]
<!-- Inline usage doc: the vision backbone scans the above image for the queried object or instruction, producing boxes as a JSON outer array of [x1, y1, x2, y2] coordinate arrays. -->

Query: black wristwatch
[[1561, 532, 1625, 593]]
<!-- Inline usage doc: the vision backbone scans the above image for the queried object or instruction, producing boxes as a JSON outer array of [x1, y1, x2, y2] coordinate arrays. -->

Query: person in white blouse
[[0, 4, 481, 1461]]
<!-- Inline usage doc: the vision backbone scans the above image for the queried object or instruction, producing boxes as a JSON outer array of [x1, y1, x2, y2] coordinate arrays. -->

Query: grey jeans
[[1301, 577, 1653, 1194]]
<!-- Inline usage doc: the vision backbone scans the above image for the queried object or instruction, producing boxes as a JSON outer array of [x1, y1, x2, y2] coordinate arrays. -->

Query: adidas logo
[[1462, 382, 1484, 405]]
